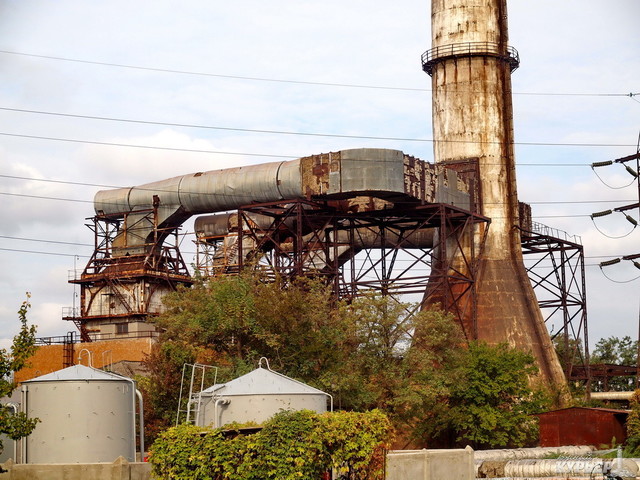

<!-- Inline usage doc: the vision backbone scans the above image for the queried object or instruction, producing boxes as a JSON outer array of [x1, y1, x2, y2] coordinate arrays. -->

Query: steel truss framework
[[227, 199, 490, 339], [64, 206, 192, 341], [519, 224, 590, 385]]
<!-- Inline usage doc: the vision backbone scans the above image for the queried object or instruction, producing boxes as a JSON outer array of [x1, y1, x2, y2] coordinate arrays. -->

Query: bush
[[149, 409, 393, 480], [625, 390, 640, 455]]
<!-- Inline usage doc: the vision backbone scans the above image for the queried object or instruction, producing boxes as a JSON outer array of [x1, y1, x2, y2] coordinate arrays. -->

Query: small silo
[[21, 364, 138, 463], [196, 363, 332, 428]]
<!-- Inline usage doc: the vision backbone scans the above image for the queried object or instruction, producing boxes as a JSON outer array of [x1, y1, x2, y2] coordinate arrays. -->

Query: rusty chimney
[[423, 0, 566, 389]]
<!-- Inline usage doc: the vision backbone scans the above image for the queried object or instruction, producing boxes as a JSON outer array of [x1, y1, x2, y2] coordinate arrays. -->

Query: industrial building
[[10, 0, 594, 396], [7, 1, 634, 478]]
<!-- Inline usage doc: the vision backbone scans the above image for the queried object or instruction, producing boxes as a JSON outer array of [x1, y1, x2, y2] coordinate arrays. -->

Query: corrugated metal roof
[[537, 406, 630, 416], [23, 364, 131, 383], [202, 366, 328, 396]]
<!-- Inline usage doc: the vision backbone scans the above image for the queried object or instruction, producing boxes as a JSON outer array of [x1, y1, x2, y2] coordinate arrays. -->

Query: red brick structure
[[15, 337, 154, 383]]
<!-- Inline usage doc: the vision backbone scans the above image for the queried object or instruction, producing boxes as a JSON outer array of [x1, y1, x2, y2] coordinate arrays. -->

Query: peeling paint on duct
[[94, 148, 469, 251]]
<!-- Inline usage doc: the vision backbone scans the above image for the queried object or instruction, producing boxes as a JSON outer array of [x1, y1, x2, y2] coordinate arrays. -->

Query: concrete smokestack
[[424, 0, 566, 389]]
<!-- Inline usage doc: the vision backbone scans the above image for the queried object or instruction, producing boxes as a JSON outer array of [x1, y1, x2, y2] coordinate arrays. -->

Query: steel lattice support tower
[[222, 199, 489, 338], [520, 223, 590, 387]]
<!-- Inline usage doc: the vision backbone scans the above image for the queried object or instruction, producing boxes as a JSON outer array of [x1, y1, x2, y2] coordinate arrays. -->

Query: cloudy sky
[[0, 1, 638, 352]]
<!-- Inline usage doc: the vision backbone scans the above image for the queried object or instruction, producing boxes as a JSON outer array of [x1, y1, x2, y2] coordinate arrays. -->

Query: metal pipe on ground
[[502, 458, 638, 478], [473, 446, 594, 461], [589, 391, 634, 401]]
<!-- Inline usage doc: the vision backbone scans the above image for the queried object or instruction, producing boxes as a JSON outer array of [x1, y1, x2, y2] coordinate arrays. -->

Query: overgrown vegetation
[[0, 294, 39, 453], [445, 342, 547, 448], [624, 390, 640, 455], [590, 336, 639, 392], [143, 274, 550, 449], [149, 409, 392, 480]]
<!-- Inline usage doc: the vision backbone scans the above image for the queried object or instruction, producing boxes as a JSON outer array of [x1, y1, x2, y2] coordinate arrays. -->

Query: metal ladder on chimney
[[175, 363, 218, 426]]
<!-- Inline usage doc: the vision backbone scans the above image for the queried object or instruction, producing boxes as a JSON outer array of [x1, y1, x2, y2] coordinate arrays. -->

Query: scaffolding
[[195, 199, 490, 337], [520, 222, 590, 386], [64, 205, 192, 341]]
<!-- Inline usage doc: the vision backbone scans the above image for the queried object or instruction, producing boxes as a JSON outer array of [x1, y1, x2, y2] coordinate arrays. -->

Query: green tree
[[139, 339, 198, 444], [590, 336, 638, 391], [592, 336, 638, 365], [625, 390, 640, 454], [446, 342, 549, 449], [331, 295, 467, 447], [147, 274, 548, 449], [155, 274, 352, 380], [0, 294, 39, 453]]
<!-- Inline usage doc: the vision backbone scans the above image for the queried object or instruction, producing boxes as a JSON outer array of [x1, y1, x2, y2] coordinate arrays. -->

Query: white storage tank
[[196, 363, 332, 428], [21, 364, 137, 463]]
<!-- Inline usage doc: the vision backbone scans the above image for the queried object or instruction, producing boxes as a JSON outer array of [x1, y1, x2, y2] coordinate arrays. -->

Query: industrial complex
[[4, 0, 639, 478]]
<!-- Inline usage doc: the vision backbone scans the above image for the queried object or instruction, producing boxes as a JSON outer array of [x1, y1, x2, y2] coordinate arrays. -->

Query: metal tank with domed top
[[19, 363, 144, 464]]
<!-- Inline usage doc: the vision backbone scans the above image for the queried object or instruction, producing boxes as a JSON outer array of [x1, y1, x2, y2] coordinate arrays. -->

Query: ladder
[[175, 363, 218, 426], [62, 331, 75, 367]]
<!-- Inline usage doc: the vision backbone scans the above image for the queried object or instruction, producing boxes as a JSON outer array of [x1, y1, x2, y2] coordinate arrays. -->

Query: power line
[[534, 215, 591, 219], [529, 200, 636, 205], [0, 191, 92, 204], [0, 130, 635, 155], [0, 247, 90, 258], [0, 243, 627, 268], [0, 50, 428, 92], [1, 106, 429, 142], [1, 49, 637, 99], [0, 232, 606, 255], [0, 132, 297, 159], [0, 235, 92, 247], [1, 106, 636, 149], [0, 174, 118, 190]]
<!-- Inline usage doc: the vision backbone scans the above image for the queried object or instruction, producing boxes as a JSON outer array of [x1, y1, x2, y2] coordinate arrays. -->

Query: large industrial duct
[[194, 212, 437, 249], [73, 148, 471, 339], [94, 148, 467, 255]]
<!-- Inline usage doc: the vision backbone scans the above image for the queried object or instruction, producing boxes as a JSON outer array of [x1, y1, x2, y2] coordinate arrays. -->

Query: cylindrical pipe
[[474, 445, 594, 461], [135, 389, 145, 461], [503, 458, 638, 478], [589, 391, 634, 401], [213, 398, 230, 428], [20, 385, 27, 464], [95, 160, 302, 218], [196, 212, 436, 248]]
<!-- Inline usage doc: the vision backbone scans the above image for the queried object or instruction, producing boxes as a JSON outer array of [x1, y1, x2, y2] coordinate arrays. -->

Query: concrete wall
[[2, 449, 473, 479], [0, 457, 151, 480], [386, 447, 474, 480]]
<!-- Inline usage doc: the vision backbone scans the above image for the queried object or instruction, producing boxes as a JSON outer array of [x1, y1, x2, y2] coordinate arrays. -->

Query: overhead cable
[[0, 49, 637, 98], [1, 106, 637, 148], [0, 247, 90, 258], [0, 130, 635, 157]]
